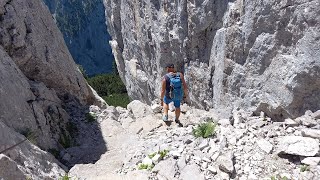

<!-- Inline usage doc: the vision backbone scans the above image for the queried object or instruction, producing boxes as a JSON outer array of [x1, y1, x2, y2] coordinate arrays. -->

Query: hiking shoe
[[175, 119, 183, 127], [163, 114, 169, 121]]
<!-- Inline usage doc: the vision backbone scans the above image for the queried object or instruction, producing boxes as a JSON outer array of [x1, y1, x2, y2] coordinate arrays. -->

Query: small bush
[[59, 131, 72, 148], [87, 73, 130, 108], [59, 174, 71, 180], [192, 122, 216, 138], [300, 165, 310, 172], [85, 112, 96, 123], [21, 129, 38, 144], [66, 122, 78, 136], [138, 163, 148, 170], [48, 148, 60, 159], [148, 152, 156, 159], [138, 163, 154, 170], [159, 149, 169, 159], [87, 74, 127, 96], [102, 93, 130, 108]]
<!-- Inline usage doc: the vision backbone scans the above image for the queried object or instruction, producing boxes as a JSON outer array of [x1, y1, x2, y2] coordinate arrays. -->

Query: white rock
[[233, 111, 243, 126], [218, 119, 231, 126], [180, 103, 191, 113], [284, 118, 299, 127], [127, 100, 152, 118], [177, 156, 187, 170], [151, 104, 162, 113], [277, 136, 319, 156], [180, 164, 204, 180], [170, 151, 181, 158], [153, 159, 176, 179], [256, 139, 273, 154], [142, 157, 153, 166], [286, 127, 295, 134], [202, 157, 211, 162], [217, 152, 234, 173], [301, 128, 320, 139], [199, 139, 209, 151], [201, 162, 208, 169], [151, 154, 162, 164], [208, 165, 217, 174], [301, 157, 320, 166], [211, 152, 220, 161]]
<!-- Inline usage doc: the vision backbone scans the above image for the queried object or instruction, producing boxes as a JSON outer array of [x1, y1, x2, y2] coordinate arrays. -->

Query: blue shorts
[[163, 96, 181, 108]]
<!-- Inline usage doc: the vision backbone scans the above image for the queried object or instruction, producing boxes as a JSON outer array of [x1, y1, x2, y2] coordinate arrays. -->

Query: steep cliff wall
[[0, 0, 99, 177], [104, 0, 320, 119], [43, 0, 114, 76]]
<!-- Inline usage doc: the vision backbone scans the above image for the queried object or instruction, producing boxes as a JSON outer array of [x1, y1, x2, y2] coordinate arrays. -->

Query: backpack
[[167, 72, 183, 101]]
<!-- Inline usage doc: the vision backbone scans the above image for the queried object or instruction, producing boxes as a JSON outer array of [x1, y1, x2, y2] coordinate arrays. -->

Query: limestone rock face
[[0, 0, 100, 178], [0, 121, 66, 179], [104, 0, 320, 119], [0, 0, 95, 104], [0, 0, 99, 148]]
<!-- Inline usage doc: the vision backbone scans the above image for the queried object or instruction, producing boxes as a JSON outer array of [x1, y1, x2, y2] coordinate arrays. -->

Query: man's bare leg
[[175, 108, 183, 127], [175, 108, 180, 121], [163, 103, 169, 121]]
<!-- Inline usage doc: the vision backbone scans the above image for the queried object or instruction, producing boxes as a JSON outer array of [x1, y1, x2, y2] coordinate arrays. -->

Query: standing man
[[160, 63, 188, 126]]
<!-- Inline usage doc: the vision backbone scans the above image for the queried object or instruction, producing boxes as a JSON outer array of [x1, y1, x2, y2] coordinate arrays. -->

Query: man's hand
[[183, 95, 190, 104]]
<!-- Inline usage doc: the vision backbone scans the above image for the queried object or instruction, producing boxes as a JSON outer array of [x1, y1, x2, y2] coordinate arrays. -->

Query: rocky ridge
[[69, 100, 320, 179]]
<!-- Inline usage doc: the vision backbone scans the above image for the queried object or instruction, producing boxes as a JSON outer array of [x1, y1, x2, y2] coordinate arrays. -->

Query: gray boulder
[[277, 136, 319, 156]]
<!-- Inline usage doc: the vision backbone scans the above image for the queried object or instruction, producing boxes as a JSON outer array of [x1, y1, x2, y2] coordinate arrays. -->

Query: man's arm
[[160, 78, 166, 106]]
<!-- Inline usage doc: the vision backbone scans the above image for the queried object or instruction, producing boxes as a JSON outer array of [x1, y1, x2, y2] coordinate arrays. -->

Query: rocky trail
[[65, 100, 320, 180]]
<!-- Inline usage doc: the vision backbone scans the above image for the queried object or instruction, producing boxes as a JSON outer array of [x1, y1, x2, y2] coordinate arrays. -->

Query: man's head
[[166, 63, 175, 72]]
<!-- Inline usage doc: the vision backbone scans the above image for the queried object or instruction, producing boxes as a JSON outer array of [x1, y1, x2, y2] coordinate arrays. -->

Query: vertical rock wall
[[104, 0, 320, 119], [0, 1, 100, 176]]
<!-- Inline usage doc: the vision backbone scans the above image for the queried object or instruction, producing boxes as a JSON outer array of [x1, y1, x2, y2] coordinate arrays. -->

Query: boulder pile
[[68, 100, 320, 179]]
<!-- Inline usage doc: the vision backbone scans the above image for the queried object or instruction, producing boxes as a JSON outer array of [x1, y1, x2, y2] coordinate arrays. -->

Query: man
[[160, 63, 188, 126]]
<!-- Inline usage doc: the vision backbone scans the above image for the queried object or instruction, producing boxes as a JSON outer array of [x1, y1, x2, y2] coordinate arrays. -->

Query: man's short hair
[[166, 63, 174, 68]]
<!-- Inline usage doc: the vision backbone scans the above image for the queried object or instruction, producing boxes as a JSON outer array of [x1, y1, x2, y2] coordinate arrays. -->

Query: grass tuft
[[192, 121, 216, 138], [85, 112, 96, 123], [300, 164, 310, 172]]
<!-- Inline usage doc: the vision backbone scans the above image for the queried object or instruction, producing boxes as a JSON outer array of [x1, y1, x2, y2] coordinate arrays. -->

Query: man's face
[[167, 66, 174, 72]]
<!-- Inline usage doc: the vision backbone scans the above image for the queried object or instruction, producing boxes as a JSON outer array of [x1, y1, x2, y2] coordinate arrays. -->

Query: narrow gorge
[[0, 0, 319, 179]]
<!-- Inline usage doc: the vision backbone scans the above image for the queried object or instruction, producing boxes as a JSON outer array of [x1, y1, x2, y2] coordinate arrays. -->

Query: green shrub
[[85, 112, 96, 123], [48, 148, 60, 159], [159, 149, 169, 159], [300, 165, 310, 172], [138, 163, 154, 170], [192, 122, 216, 138], [59, 174, 71, 180], [102, 93, 130, 108], [87, 74, 127, 96], [87, 73, 131, 108], [21, 129, 38, 144], [87, 72, 130, 108], [59, 131, 72, 148], [148, 152, 157, 159]]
